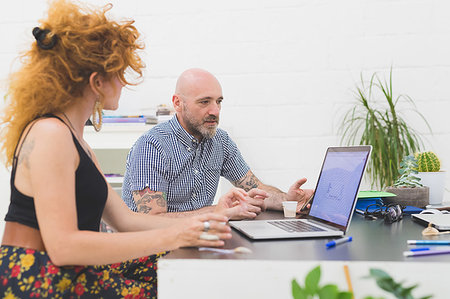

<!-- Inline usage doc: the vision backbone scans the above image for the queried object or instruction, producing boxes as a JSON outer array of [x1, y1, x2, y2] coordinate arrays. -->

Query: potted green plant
[[339, 68, 431, 190], [385, 155, 429, 208], [415, 151, 446, 206]]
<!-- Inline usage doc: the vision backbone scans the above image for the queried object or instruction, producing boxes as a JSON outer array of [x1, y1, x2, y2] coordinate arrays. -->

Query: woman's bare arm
[[26, 119, 230, 266]]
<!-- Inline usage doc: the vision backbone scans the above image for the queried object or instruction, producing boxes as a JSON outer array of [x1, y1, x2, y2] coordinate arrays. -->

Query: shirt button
[[192, 193, 197, 198], [187, 147, 191, 151], [193, 169, 199, 174]]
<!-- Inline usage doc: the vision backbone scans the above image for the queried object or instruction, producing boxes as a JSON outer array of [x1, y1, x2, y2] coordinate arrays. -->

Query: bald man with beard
[[122, 68, 313, 219]]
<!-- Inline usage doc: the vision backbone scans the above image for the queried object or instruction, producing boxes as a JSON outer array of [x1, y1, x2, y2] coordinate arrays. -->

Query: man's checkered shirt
[[122, 115, 249, 212]]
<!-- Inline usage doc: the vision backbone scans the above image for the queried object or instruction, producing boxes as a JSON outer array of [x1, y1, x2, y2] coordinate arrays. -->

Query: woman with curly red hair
[[0, 0, 249, 297]]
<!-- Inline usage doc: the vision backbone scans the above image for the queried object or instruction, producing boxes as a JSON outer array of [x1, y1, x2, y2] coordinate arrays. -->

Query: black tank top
[[4, 115, 108, 231]]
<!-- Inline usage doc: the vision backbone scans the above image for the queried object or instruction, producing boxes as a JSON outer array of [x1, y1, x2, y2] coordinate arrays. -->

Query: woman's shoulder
[[17, 116, 78, 168], [26, 116, 73, 145], [31, 116, 70, 133]]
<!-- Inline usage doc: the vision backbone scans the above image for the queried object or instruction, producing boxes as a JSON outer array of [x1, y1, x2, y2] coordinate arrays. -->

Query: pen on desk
[[410, 247, 430, 252], [326, 236, 352, 248], [404, 249, 450, 257], [407, 240, 450, 245]]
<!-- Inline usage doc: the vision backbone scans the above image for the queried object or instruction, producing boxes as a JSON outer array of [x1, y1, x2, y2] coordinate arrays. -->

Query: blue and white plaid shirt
[[122, 115, 250, 212]]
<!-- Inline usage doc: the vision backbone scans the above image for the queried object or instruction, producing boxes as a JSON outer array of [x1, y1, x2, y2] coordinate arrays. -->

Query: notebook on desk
[[229, 145, 372, 240]]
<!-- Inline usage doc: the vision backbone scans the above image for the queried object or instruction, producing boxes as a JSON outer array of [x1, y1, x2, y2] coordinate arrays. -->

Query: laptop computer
[[412, 213, 450, 230], [229, 145, 372, 240]]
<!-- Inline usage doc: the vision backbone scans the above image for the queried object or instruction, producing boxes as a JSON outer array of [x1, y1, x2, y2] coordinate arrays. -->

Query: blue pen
[[410, 247, 430, 252], [326, 236, 352, 248], [407, 240, 450, 245]]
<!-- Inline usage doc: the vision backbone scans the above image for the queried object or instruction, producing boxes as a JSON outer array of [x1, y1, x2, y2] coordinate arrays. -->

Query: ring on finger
[[203, 221, 210, 232]]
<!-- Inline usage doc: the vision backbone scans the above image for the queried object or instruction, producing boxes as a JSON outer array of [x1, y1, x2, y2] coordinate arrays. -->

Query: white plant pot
[[417, 171, 446, 205]]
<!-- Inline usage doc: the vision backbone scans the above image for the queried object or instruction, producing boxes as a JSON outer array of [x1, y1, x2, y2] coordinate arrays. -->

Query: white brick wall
[[1, 0, 450, 235]]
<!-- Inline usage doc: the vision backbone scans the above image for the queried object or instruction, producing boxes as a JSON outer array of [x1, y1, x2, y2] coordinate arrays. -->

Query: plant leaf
[[318, 284, 338, 299], [292, 279, 307, 299], [336, 291, 353, 299], [369, 268, 391, 280], [305, 265, 321, 295]]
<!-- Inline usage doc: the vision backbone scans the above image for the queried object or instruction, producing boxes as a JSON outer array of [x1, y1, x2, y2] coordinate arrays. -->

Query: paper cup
[[282, 201, 297, 218]]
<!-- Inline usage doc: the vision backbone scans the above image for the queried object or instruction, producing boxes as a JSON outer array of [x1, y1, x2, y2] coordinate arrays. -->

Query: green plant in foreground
[[415, 151, 440, 172], [292, 266, 433, 299], [364, 268, 432, 299], [339, 68, 430, 189], [393, 155, 423, 188], [291, 266, 352, 299]]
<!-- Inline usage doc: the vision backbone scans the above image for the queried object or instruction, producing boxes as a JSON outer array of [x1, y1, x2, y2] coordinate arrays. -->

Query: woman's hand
[[170, 213, 232, 248]]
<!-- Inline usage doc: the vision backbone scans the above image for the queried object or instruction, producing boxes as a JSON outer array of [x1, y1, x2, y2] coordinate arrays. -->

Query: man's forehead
[[184, 81, 222, 100]]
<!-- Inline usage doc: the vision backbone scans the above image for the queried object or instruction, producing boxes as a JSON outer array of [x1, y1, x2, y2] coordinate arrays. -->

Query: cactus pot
[[384, 186, 429, 208], [417, 171, 446, 206]]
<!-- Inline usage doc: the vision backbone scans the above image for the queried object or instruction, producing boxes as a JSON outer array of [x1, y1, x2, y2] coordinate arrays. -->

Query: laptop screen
[[308, 146, 371, 229]]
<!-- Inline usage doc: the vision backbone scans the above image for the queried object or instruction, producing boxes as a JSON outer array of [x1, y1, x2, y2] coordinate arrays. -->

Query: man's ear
[[172, 94, 182, 112]]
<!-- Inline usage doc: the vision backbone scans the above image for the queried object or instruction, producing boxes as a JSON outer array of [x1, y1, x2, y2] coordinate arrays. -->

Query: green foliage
[[393, 155, 423, 188], [415, 151, 440, 172], [364, 268, 432, 299], [292, 266, 434, 299], [339, 68, 430, 189], [292, 266, 353, 299]]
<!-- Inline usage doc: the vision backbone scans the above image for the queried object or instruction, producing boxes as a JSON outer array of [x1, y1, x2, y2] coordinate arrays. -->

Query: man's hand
[[286, 178, 314, 213], [246, 188, 267, 212], [215, 188, 268, 220]]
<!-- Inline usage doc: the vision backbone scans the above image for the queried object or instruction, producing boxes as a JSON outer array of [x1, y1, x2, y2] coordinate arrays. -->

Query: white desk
[[158, 211, 450, 299]]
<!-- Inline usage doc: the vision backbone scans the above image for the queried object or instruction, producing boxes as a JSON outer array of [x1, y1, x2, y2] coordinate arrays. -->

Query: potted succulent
[[385, 155, 429, 208], [415, 151, 446, 206], [339, 68, 431, 190]]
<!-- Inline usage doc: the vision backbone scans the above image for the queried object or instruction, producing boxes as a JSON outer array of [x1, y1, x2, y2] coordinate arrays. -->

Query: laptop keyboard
[[268, 220, 326, 233]]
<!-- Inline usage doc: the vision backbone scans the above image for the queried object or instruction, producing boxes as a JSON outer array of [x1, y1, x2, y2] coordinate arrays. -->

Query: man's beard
[[183, 106, 219, 139]]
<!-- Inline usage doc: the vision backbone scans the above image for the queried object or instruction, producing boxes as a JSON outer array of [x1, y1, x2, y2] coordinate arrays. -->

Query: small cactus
[[415, 151, 441, 172]]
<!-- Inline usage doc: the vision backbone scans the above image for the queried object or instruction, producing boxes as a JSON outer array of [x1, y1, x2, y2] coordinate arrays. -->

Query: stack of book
[[103, 115, 147, 125]]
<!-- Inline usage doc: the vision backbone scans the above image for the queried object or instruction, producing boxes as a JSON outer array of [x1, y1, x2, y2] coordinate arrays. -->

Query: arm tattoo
[[133, 188, 167, 214], [17, 138, 35, 169], [234, 171, 260, 191], [156, 193, 167, 207]]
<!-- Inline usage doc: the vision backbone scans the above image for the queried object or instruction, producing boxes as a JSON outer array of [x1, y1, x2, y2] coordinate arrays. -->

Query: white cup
[[282, 201, 297, 218]]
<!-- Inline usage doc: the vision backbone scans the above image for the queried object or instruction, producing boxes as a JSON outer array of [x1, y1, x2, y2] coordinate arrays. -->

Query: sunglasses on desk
[[364, 203, 404, 224]]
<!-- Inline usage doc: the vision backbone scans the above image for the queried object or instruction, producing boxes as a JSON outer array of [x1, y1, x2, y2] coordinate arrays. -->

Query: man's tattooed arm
[[132, 188, 168, 214], [132, 187, 217, 217], [233, 170, 261, 191]]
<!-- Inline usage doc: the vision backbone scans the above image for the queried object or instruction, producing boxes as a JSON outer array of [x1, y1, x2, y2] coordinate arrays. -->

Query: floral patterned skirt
[[0, 245, 166, 298]]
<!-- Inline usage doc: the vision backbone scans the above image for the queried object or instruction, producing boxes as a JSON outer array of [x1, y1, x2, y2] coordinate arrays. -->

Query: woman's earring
[[92, 97, 103, 132]]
